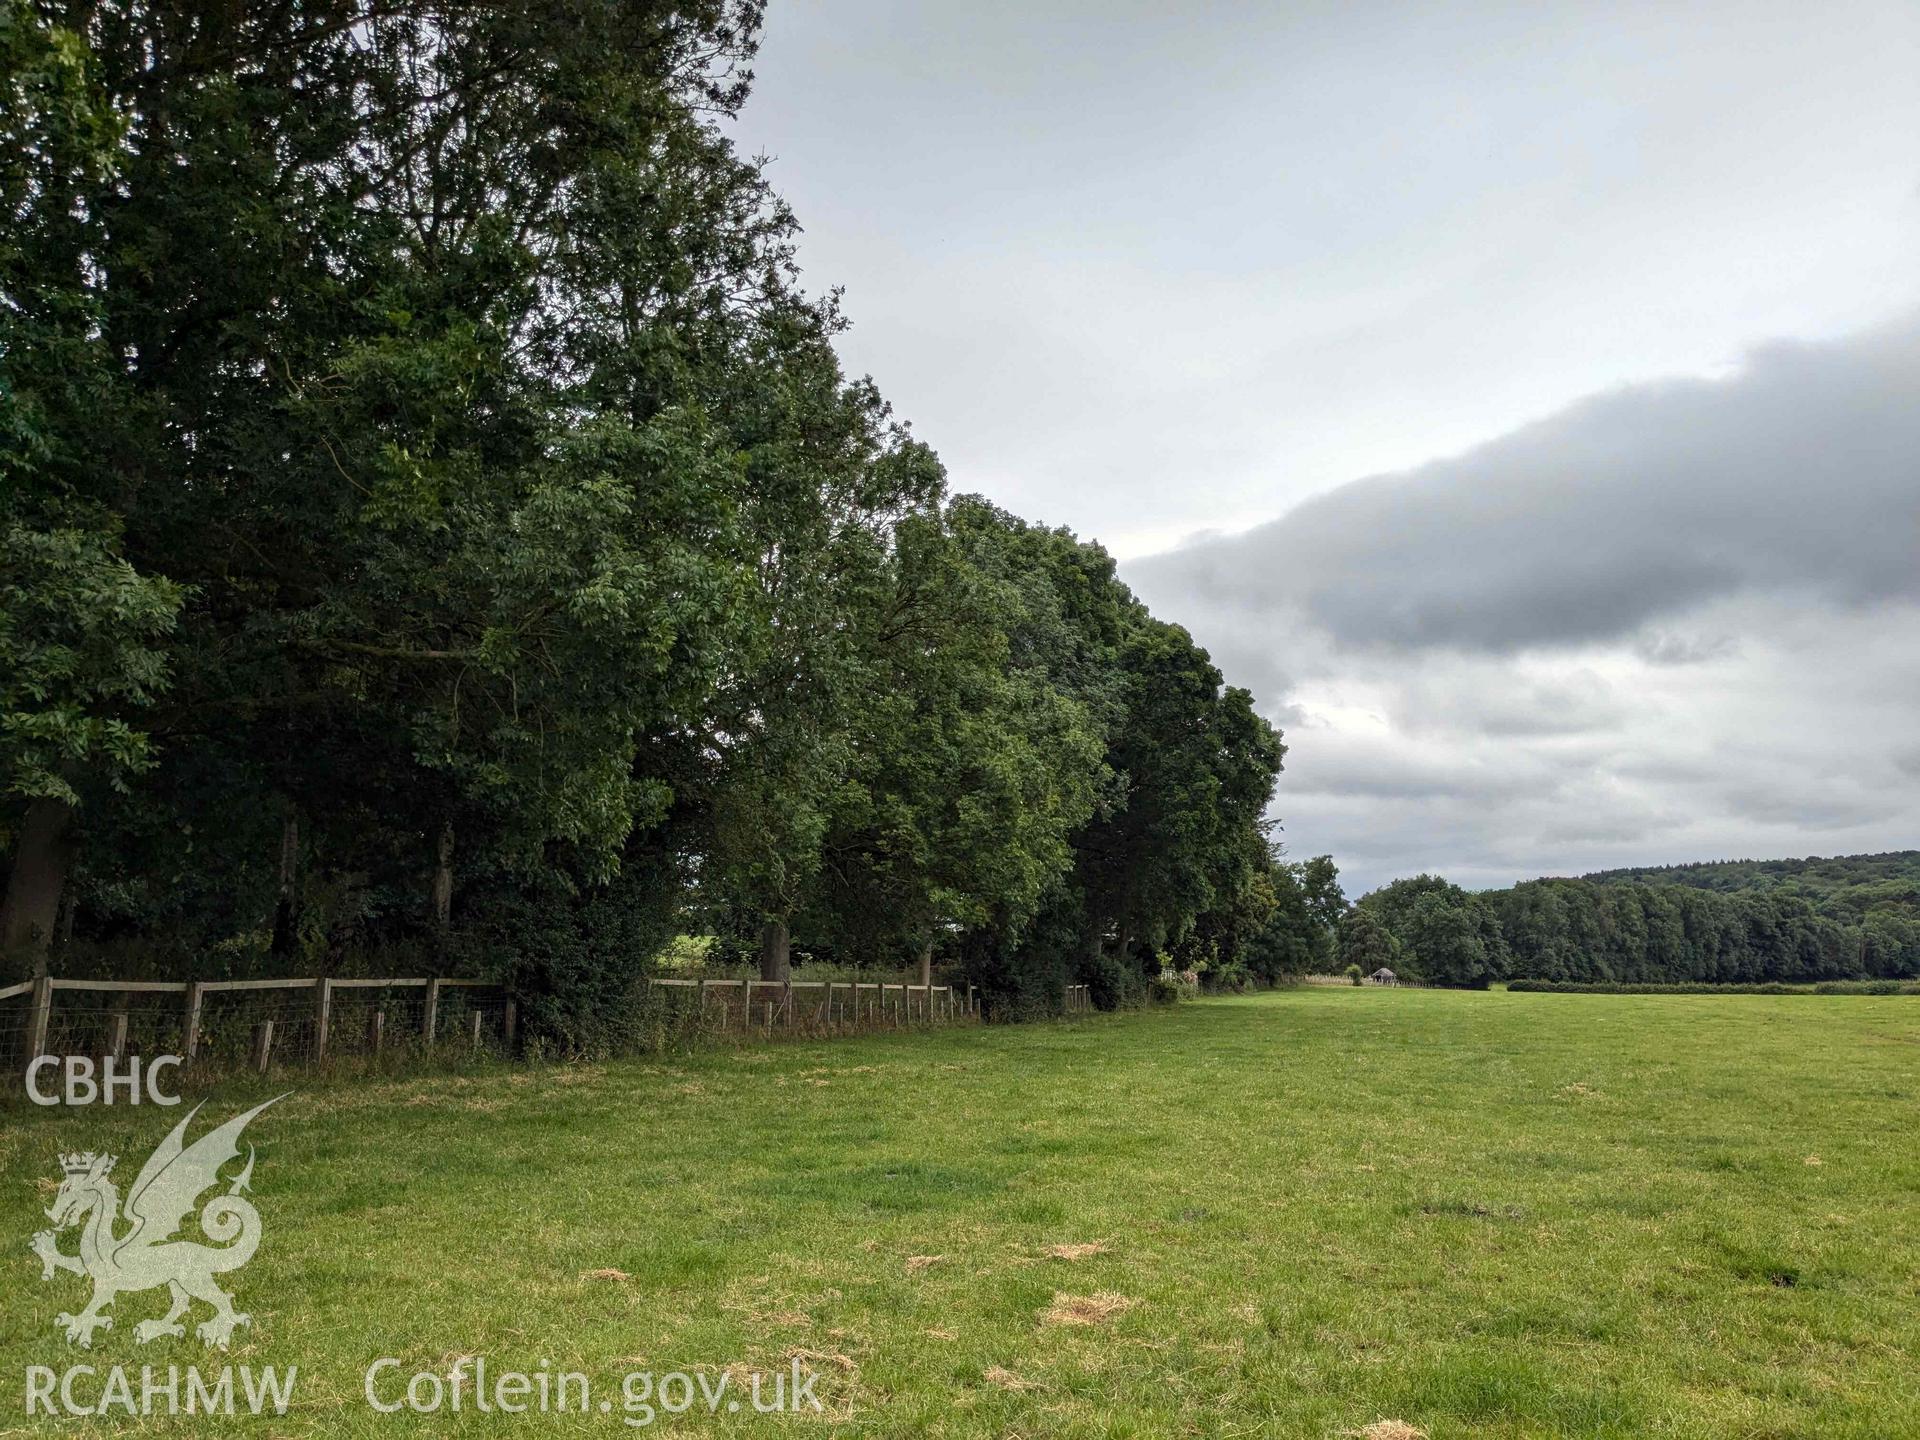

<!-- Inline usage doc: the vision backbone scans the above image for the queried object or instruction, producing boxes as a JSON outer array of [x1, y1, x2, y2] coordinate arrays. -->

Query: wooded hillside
[[1346, 852, 1920, 988]]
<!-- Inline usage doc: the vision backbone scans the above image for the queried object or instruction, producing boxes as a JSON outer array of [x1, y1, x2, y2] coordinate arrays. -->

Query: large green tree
[[809, 503, 1105, 979], [2, 0, 1294, 1039], [0, 0, 184, 962]]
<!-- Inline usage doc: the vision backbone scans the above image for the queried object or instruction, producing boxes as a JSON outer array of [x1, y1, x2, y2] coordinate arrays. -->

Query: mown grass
[[2, 989, 1917, 1437]]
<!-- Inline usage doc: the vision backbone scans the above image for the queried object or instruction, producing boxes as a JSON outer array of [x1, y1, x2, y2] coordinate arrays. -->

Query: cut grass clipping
[[1037, 1291, 1136, 1327]]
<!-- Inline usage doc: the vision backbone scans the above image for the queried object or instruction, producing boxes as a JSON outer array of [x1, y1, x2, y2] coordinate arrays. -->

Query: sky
[[728, 0, 1920, 894]]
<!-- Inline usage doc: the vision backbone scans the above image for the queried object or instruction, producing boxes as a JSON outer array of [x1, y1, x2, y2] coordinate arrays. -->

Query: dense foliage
[[1584, 851, 1920, 913], [0, 1, 1287, 1037], [1353, 854, 1920, 987]]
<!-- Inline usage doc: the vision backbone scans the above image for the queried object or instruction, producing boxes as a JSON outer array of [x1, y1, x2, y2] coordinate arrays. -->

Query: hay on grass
[[1039, 1291, 1135, 1327]]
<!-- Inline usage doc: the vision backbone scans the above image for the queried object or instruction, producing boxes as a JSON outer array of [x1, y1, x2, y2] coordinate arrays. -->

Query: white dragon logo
[[30, 1096, 285, 1349]]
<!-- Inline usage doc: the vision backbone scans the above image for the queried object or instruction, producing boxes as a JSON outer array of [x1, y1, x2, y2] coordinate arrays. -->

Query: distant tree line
[[1343, 854, 1920, 988], [0, 1, 1286, 1039]]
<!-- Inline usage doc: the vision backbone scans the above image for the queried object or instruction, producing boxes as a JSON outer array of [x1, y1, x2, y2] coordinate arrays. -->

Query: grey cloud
[[1410, 670, 1624, 739], [1535, 815, 1665, 847], [1719, 788, 1904, 832], [1130, 320, 1920, 654], [1632, 630, 1740, 667]]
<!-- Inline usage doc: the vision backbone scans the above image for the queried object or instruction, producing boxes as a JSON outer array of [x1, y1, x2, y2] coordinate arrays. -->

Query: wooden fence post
[[106, 994, 129, 1060], [312, 978, 332, 1060], [471, 1009, 483, 1050], [782, 978, 793, 1032], [27, 973, 51, 1058], [504, 999, 518, 1053], [424, 978, 442, 1044], [251, 1019, 275, 1074], [183, 982, 206, 1060], [368, 1009, 385, 1054]]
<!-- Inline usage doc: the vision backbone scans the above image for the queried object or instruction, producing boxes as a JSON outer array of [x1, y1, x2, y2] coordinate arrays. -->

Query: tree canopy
[[0, 1, 1287, 1033]]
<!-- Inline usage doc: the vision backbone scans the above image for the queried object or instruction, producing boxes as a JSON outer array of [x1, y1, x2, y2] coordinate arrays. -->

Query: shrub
[[1149, 968, 1198, 1004]]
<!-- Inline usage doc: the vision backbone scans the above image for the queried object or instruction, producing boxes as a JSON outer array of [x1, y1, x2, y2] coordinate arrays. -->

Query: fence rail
[[643, 979, 1092, 1027], [0, 973, 514, 1080], [0, 972, 1094, 1082], [645, 976, 984, 1033]]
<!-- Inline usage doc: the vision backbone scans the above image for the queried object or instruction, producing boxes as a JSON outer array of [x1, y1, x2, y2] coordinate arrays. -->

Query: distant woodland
[[1342, 852, 1920, 987]]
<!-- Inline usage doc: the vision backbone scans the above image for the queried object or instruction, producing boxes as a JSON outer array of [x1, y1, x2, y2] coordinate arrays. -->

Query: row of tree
[[0, 1, 1287, 1036], [1342, 869, 1920, 987]]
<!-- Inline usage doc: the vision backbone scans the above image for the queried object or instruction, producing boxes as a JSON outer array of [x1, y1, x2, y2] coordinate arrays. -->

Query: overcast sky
[[730, 0, 1920, 894]]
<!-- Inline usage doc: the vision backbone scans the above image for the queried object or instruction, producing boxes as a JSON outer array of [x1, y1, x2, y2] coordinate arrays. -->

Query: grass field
[[3, 989, 1917, 1437]]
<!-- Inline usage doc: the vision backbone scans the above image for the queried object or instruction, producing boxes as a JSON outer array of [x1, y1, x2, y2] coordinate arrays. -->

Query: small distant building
[[1369, 967, 1398, 986]]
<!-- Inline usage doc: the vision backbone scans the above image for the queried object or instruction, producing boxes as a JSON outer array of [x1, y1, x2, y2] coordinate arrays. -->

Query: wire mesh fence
[[0, 998, 30, 1076], [0, 976, 516, 1090], [0, 970, 1052, 1088], [643, 977, 984, 1039]]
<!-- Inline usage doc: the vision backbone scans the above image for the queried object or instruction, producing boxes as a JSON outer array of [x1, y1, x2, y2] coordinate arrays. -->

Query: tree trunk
[[431, 821, 454, 931], [56, 882, 77, 949], [916, 936, 933, 988], [1, 797, 74, 974], [759, 915, 790, 981], [270, 810, 301, 957]]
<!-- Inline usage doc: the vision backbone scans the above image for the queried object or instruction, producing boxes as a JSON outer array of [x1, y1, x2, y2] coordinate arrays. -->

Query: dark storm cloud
[[1130, 321, 1920, 653]]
